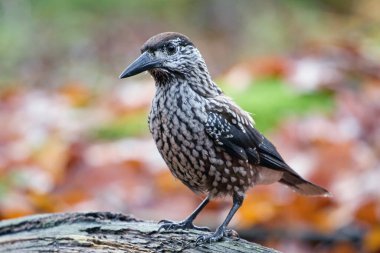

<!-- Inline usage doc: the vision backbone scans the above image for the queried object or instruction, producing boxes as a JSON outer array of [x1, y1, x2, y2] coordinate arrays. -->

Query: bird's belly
[[150, 113, 258, 196], [149, 107, 212, 193]]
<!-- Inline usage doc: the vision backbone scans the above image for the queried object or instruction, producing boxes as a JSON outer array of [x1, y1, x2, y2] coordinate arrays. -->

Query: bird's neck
[[186, 75, 222, 98], [153, 61, 222, 98]]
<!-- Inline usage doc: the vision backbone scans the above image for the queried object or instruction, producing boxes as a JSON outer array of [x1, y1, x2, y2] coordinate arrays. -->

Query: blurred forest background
[[1, 0, 380, 252]]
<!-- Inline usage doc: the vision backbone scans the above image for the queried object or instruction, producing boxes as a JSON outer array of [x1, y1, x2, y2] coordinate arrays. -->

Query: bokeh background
[[1, 0, 380, 252]]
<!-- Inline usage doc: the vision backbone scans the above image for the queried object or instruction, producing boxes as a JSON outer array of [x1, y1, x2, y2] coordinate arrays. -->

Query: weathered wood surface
[[0, 212, 281, 253]]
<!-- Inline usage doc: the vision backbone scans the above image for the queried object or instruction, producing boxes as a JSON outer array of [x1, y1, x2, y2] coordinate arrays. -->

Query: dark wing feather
[[205, 101, 330, 196], [205, 111, 258, 164], [205, 105, 295, 174]]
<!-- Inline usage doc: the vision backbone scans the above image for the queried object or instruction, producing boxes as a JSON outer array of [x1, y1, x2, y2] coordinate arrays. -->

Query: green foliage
[[0, 171, 23, 200], [221, 78, 334, 133], [91, 112, 149, 140]]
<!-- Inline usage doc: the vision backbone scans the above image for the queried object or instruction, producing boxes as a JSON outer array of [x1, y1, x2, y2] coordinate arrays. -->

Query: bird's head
[[119, 32, 208, 82]]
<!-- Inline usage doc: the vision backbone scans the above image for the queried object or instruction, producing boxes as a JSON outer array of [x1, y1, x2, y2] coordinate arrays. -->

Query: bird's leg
[[196, 192, 244, 244], [159, 196, 210, 232]]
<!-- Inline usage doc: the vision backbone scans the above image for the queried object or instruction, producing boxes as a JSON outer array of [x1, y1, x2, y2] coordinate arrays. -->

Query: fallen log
[[0, 212, 281, 252]]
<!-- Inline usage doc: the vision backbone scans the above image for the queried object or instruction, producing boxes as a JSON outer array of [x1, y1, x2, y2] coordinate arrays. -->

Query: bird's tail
[[279, 172, 331, 197]]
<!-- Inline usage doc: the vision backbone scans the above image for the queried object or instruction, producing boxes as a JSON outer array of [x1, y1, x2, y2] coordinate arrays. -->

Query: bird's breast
[[148, 84, 212, 192]]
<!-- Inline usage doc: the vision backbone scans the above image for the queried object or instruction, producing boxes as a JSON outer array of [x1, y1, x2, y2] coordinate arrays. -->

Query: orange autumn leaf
[[155, 170, 185, 194], [55, 189, 90, 206], [237, 191, 277, 228], [0, 193, 35, 219], [365, 226, 380, 253], [330, 242, 358, 253], [28, 191, 60, 213], [31, 135, 70, 182], [355, 199, 379, 226], [59, 82, 92, 107]]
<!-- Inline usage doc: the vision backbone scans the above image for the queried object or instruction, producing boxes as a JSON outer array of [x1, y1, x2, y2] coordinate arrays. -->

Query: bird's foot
[[158, 219, 210, 232], [195, 226, 236, 245]]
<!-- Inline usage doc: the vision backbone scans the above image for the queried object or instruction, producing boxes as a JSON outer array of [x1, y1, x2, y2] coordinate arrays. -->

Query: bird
[[119, 32, 330, 243]]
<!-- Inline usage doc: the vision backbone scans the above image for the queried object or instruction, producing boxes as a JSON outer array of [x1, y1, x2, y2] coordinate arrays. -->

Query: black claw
[[195, 226, 229, 246], [158, 219, 210, 232], [194, 225, 211, 232], [195, 233, 223, 245], [158, 220, 173, 231], [158, 223, 173, 232], [158, 219, 171, 224]]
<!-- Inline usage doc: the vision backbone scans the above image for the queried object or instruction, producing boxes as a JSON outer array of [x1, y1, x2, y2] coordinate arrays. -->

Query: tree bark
[[0, 212, 281, 253]]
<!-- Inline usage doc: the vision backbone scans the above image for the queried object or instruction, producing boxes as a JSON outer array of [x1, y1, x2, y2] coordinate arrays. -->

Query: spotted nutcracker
[[119, 32, 330, 243]]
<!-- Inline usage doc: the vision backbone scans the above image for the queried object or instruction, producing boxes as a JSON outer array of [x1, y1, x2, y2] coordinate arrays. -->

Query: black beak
[[119, 52, 162, 79]]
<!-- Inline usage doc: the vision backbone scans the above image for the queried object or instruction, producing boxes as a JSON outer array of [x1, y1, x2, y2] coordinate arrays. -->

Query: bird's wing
[[205, 98, 296, 173]]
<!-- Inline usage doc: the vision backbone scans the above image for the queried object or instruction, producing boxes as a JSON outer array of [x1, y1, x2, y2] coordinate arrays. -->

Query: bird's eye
[[166, 44, 177, 55]]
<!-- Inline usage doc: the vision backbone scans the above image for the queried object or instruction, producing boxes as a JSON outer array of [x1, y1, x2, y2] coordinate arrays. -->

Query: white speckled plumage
[[120, 32, 330, 243]]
